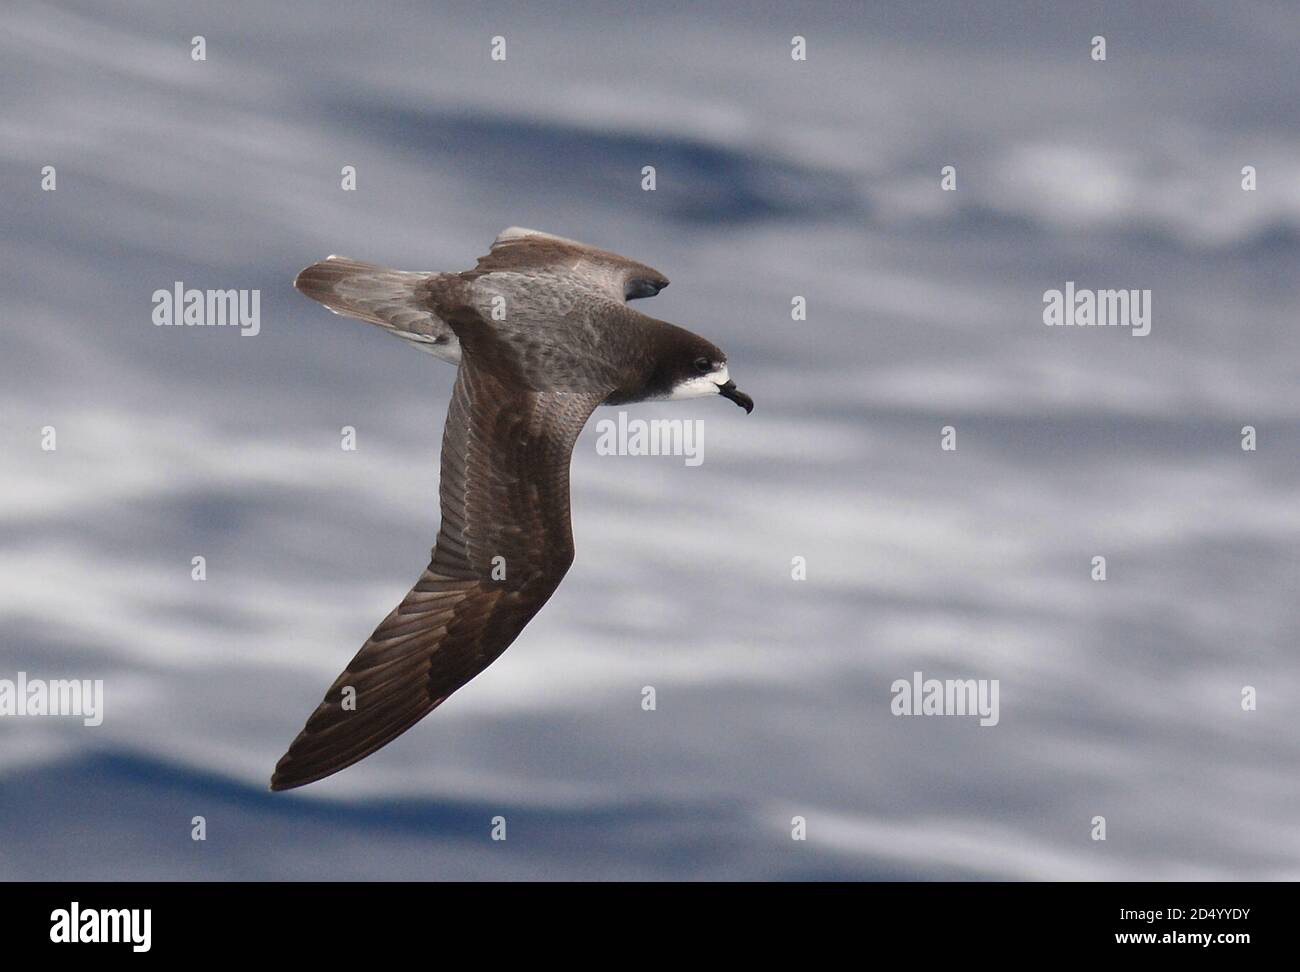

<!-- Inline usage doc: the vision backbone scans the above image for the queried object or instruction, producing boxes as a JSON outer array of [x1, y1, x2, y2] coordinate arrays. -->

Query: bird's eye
[[693, 357, 712, 374]]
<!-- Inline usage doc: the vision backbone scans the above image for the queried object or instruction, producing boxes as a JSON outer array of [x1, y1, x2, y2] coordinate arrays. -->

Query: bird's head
[[645, 330, 753, 413]]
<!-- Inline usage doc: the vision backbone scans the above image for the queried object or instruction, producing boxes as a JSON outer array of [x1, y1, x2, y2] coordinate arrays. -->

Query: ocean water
[[1, 0, 1298, 880]]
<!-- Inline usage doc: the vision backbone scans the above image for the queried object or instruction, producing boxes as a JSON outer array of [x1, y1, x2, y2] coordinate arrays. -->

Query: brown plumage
[[271, 228, 751, 791]]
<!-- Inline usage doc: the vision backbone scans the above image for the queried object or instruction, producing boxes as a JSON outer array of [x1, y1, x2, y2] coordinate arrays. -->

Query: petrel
[[271, 227, 752, 790]]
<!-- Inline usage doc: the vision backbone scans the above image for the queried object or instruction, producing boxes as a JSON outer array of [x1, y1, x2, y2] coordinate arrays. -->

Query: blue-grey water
[[2, 1, 1298, 880]]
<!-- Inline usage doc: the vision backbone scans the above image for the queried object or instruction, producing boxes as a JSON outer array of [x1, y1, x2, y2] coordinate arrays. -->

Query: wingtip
[[269, 764, 306, 792], [270, 746, 302, 791]]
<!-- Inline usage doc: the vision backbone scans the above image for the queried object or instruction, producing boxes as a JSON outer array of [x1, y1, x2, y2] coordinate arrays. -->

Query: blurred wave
[[1, 0, 1298, 880]]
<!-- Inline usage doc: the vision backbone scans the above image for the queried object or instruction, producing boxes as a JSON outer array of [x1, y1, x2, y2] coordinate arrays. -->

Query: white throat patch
[[667, 363, 730, 401]]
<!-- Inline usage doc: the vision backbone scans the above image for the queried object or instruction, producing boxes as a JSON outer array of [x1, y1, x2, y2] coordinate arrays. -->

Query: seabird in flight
[[271, 227, 752, 790]]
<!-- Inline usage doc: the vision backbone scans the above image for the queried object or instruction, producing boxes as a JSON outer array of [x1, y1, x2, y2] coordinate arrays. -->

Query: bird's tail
[[293, 256, 460, 361]]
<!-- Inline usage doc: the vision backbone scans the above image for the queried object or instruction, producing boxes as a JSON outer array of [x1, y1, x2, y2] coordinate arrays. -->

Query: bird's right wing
[[271, 354, 603, 790]]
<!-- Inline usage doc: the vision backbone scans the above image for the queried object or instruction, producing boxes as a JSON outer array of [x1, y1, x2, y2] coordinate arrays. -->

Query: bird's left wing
[[468, 227, 671, 303], [271, 355, 603, 790]]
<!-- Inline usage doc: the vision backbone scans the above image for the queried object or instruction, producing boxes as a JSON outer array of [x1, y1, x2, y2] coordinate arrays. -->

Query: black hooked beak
[[716, 379, 754, 414]]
